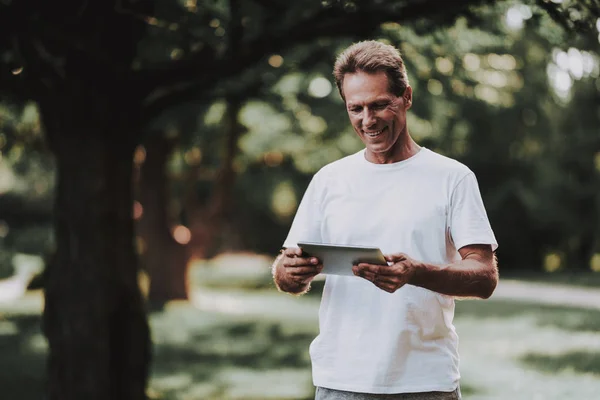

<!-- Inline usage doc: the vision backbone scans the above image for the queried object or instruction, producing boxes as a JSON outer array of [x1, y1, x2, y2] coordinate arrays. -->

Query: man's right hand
[[274, 247, 323, 294]]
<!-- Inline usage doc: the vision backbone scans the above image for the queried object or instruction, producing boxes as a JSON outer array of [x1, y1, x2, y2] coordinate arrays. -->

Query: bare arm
[[410, 244, 498, 298], [353, 244, 498, 299], [272, 247, 323, 295]]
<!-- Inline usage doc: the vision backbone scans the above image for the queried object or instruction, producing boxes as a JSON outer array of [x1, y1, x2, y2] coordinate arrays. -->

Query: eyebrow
[[347, 97, 393, 108]]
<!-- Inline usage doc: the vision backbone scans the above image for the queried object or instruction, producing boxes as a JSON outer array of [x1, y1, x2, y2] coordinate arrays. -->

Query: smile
[[364, 127, 385, 137]]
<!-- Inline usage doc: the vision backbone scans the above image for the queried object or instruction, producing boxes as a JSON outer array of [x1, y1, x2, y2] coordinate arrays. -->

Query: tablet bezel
[[297, 241, 387, 276]]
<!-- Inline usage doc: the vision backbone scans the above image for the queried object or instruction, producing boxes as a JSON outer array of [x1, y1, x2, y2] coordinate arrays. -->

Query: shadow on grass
[[0, 314, 45, 400], [150, 315, 486, 399], [521, 351, 600, 375], [455, 299, 600, 333], [0, 311, 316, 400], [154, 320, 313, 370], [150, 319, 315, 398]]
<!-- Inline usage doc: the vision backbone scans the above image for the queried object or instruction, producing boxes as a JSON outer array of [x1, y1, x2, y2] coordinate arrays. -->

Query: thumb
[[384, 253, 407, 263]]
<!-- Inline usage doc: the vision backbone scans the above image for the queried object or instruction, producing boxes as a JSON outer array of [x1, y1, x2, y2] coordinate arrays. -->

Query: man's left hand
[[352, 253, 420, 293]]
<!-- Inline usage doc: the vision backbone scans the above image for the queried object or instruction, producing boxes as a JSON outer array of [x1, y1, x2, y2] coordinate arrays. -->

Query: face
[[343, 71, 412, 164]]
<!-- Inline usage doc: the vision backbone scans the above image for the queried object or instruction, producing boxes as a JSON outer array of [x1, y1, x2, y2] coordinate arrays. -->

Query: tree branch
[[535, 0, 600, 34], [228, 0, 244, 53], [535, 1, 572, 32], [141, 0, 479, 117]]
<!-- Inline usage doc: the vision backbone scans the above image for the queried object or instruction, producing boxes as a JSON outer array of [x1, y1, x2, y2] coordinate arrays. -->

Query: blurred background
[[0, 0, 599, 399]]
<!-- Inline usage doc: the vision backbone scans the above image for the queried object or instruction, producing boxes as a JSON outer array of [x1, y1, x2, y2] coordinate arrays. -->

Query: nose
[[362, 109, 377, 129]]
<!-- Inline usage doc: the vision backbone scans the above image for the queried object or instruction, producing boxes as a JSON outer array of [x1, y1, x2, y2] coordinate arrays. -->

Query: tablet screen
[[297, 241, 387, 276]]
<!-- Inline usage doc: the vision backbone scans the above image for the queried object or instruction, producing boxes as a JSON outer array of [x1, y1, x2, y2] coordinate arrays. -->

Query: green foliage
[[1, 1, 599, 270], [0, 101, 54, 270], [138, 1, 600, 270], [208, 4, 598, 271]]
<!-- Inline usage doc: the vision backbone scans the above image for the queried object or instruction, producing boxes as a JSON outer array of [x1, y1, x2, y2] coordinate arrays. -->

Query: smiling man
[[272, 41, 498, 400]]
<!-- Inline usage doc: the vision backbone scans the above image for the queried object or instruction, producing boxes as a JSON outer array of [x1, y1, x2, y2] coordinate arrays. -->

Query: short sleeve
[[449, 172, 498, 252], [282, 174, 324, 249]]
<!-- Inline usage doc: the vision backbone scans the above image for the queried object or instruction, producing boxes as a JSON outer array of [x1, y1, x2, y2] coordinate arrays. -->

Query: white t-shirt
[[283, 147, 497, 394]]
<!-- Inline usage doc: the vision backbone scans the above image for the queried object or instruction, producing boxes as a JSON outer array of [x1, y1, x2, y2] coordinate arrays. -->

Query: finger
[[352, 266, 377, 282], [377, 261, 407, 279], [381, 279, 408, 292], [362, 272, 377, 282], [290, 267, 323, 284], [374, 281, 398, 293], [369, 264, 399, 276], [355, 263, 382, 275], [373, 279, 403, 293], [294, 273, 320, 283], [284, 247, 303, 257], [287, 265, 323, 276], [384, 253, 407, 263], [355, 263, 399, 278], [285, 256, 320, 268], [373, 274, 397, 285]]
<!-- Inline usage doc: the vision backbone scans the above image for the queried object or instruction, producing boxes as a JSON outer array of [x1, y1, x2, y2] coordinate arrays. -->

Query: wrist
[[408, 260, 427, 286]]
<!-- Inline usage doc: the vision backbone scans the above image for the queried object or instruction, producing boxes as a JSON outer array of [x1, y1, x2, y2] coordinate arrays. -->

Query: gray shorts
[[315, 386, 461, 400]]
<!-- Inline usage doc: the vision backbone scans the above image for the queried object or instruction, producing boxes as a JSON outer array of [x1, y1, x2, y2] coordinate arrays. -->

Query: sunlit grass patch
[[455, 299, 600, 399], [189, 253, 275, 291]]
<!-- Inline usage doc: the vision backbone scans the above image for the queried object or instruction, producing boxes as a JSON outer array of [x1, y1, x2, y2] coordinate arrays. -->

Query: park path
[[1, 274, 599, 314], [490, 279, 600, 310], [189, 277, 600, 322]]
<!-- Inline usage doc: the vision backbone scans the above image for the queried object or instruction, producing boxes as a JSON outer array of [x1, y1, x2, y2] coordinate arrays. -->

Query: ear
[[403, 86, 413, 110]]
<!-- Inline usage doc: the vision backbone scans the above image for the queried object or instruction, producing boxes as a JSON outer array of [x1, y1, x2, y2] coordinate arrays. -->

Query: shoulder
[[419, 148, 472, 179], [302, 151, 361, 197], [315, 150, 363, 178]]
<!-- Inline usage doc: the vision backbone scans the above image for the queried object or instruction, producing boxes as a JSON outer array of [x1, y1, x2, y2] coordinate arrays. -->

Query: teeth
[[365, 128, 384, 137]]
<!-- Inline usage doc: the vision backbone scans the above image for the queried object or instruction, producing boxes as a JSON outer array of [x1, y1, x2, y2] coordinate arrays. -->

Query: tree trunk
[[187, 98, 244, 259], [207, 98, 243, 244], [41, 107, 150, 399], [137, 133, 190, 302]]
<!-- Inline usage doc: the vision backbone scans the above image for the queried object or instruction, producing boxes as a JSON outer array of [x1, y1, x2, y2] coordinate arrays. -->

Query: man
[[272, 40, 498, 400]]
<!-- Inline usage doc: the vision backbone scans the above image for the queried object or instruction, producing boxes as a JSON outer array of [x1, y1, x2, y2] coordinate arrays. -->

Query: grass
[[1, 258, 600, 399], [500, 270, 600, 288], [453, 299, 600, 399], [149, 308, 316, 400], [521, 351, 600, 376], [0, 313, 46, 399]]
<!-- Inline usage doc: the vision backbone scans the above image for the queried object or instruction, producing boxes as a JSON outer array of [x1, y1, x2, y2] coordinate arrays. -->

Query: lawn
[[499, 270, 600, 289], [1, 256, 599, 399]]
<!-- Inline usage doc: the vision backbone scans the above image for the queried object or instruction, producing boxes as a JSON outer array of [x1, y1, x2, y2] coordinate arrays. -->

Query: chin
[[366, 146, 392, 156], [367, 141, 392, 150]]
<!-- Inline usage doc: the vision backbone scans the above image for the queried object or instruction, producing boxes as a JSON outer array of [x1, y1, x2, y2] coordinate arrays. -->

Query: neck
[[366, 134, 421, 164]]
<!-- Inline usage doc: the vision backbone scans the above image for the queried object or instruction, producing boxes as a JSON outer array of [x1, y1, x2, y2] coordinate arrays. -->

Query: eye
[[373, 102, 388, 110], [348, 106, 362, 113]]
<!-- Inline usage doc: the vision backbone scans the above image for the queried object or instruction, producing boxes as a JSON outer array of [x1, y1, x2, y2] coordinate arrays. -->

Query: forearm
[[272, 253, 311, 295], [410, 255, 498, 299]]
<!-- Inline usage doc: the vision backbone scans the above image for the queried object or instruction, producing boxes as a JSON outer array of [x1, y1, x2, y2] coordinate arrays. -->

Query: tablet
[[297, 241, 387, 276]]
